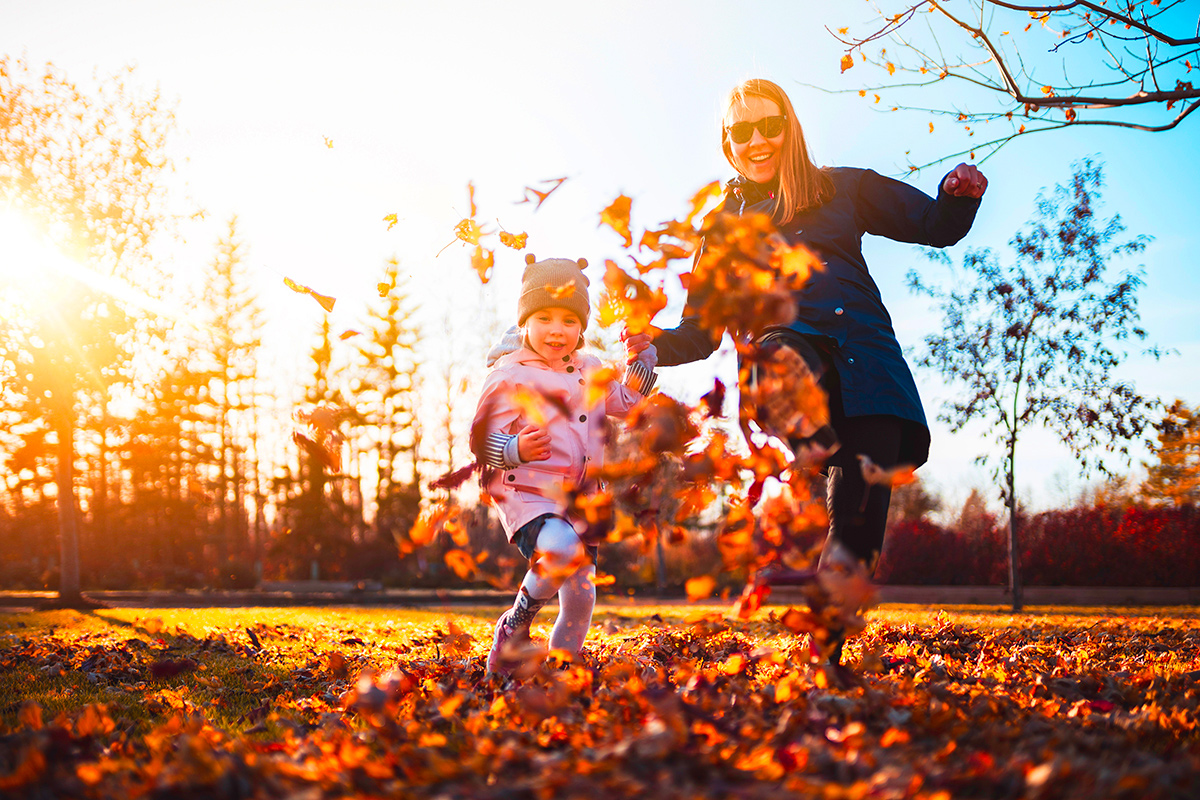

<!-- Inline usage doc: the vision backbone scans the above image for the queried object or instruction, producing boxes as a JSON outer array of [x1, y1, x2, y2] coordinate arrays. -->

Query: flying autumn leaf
[[498, 229, 528, 249], [408, 504, 460, 548], [338, 330, 361, 340], [438, 183, 490, 258], [685, 575, 717, 602], [599, 194, 633, 248], [377, 282, 390, 298], [685, 181, 723, 225], [584, 365, 619, 407], [857, 454, 917, 487], [453, 218, 485, 247], [443, 549, 478, 581], [283, 276, 337, 312], [840, 54, 855, 72], [516, 176, 568, 210], [471, 245, 495, 283], [599, 260, 667, 336], [545, 280, 576, 299], [383, 214, 399, 231]]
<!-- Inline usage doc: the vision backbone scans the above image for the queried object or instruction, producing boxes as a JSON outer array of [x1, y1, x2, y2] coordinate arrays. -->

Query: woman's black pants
[[760, 333, 903, 573]]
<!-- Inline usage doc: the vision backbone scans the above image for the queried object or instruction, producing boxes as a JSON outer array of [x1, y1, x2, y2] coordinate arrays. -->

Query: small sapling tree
[[909, 158, 1162, 610]]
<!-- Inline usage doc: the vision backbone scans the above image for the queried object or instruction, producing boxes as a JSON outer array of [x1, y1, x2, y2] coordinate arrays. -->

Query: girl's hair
[[721, 78, 835, 225]]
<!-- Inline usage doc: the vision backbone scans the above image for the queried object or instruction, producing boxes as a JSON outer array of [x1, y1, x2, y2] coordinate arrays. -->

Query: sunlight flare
[[0, 209, 195, 326]]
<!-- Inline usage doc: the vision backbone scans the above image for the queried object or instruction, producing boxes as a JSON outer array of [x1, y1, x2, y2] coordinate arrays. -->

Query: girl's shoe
[[486, 610, 528, 675]]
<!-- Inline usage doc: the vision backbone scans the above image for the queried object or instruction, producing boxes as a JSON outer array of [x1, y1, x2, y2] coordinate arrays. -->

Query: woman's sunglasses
[[725, 115, 786, 144]]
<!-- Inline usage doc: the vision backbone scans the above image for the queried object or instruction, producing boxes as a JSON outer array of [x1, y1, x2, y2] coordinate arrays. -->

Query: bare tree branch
[[986, 0, 1200, 46], [823, 0, 1198, 171]]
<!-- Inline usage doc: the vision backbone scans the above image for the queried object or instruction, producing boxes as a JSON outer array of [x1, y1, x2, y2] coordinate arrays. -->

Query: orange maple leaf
[[499, 229, 528, 249], [599, 194, 633, 247]]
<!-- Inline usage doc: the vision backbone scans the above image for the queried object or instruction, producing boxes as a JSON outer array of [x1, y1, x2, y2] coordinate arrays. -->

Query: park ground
[[1, 601, 1198, 798]]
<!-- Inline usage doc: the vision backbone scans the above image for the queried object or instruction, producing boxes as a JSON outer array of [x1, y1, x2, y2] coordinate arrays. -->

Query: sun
[[0, 210, 57, 297], [0, 208, 194, 326]]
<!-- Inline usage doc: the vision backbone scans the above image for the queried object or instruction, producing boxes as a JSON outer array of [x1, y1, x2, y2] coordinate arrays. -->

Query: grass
[[3, 601, 1197, 733], [2, 602, 1198, 797]]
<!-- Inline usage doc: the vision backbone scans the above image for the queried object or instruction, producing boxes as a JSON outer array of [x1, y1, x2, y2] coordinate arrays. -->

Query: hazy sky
[[6, 0, 1198, 513]]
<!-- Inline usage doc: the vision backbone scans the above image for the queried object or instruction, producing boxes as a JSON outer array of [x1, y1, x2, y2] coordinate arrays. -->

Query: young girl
[[471, 254, 656, 675]]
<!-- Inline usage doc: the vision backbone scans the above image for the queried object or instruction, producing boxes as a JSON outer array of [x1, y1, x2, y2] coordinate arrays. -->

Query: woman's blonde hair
[[721, 78, 835, 225]]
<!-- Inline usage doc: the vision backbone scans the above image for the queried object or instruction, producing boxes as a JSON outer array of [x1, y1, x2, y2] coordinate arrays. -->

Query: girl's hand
[[942, 163, 988, 198], [517, 424, 552, 462], [620, 326, 655, 364]]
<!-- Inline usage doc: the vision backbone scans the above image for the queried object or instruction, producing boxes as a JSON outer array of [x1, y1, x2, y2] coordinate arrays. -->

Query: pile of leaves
[[1, 605, 1198, 798]]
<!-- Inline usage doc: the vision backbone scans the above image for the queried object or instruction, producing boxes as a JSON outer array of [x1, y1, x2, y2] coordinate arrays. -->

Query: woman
[[625, 79, 987, 653]]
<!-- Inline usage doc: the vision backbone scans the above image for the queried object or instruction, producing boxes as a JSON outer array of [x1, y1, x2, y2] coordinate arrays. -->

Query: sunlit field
[[2, 603, 1197, 798]]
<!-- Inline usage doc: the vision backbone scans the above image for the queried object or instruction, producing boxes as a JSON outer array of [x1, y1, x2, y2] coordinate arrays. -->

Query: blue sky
[[6, 0, 1198, 513]]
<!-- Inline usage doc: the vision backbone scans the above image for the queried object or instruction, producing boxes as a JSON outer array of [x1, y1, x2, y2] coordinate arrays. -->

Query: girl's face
[[725, 95, 785, 184], [525, 307, 582, 361]]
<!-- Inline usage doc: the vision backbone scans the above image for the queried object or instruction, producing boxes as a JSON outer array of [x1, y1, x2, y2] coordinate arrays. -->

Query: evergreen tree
[[1142, 400, 1200, 507], [194, 216, 264, 585], [355, 259, 422, 546], [273, 318, 359, 579]]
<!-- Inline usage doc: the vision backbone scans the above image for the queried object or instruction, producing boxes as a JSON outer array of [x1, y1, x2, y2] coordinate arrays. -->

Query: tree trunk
[[1006, 452, 1023, 613], [54, 412, 83, 606], [656, 527, 667, 598]]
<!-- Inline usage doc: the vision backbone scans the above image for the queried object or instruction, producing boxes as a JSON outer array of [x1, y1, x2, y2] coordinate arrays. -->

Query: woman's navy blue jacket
[[653, 167, 982, 467]]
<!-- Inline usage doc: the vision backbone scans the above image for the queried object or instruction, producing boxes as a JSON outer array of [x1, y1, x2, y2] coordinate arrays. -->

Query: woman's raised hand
[[517, 424, 552, 463], [942, 163, 988, 199]]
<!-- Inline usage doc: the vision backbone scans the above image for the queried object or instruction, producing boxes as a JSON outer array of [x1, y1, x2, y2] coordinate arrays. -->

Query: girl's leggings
[[511, 516, 596, 654]]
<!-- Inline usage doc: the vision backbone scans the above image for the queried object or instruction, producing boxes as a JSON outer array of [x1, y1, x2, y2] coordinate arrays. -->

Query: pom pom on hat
[[517, 254, 591, 329]]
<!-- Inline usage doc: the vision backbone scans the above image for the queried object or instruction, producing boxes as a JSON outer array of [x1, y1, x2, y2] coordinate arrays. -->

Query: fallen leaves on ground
[[1, 607, 1197, 798]]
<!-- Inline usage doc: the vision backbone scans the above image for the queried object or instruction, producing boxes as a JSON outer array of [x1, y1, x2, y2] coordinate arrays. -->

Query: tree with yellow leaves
[[1142, 399, 1200, 506]]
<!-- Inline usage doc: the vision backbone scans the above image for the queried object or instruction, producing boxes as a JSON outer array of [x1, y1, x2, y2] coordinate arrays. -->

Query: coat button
[[578, 379, 584, 385], [566, 366, 575, 373], [848, 357, 855, 364], [562, 355, 570, 362], [834, 307, 844, 315], [507, 474, 515, 482], [579, 414, 587, 422]]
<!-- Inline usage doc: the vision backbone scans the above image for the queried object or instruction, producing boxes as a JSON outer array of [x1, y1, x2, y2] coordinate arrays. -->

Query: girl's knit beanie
[[517, 254, 591, 330]]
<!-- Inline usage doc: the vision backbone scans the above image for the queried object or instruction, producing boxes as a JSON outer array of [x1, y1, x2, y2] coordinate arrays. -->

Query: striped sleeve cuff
[[623, 360, 658, 395], [483, 432, 521, 469]]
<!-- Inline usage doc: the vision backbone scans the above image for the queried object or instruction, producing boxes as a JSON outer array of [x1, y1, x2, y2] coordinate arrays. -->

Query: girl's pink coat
[[472, 347, 643, 541]]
